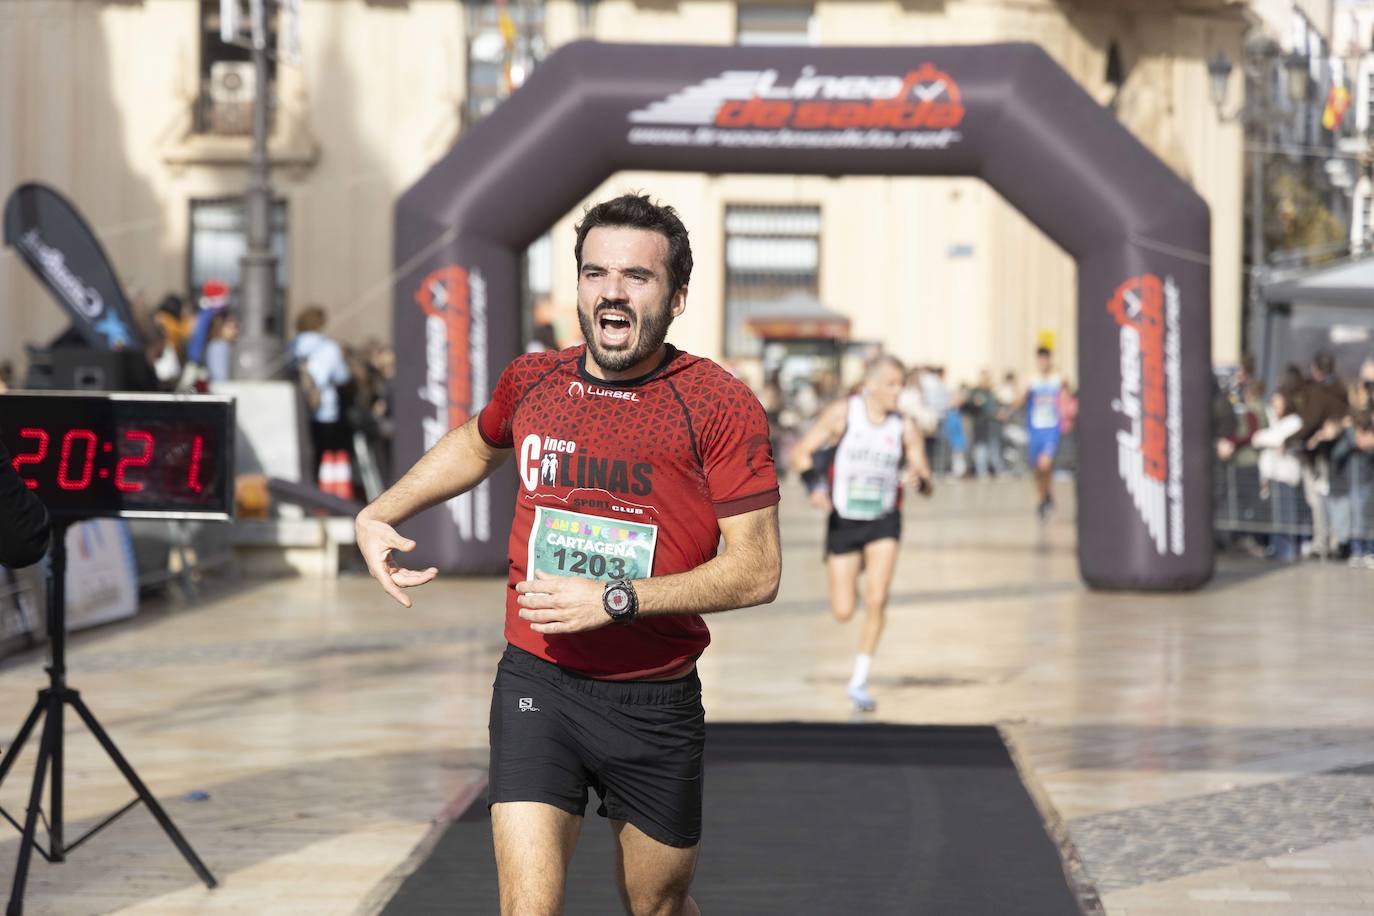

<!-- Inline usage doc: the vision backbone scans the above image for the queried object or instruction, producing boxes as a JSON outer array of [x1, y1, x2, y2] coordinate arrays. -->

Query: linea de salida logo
[[627, 63, 965, 150], [1108, 273, 1184, 557]]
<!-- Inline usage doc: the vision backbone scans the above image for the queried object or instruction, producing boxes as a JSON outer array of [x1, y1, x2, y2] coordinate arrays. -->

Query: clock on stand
[[0, 392, 234, 914]]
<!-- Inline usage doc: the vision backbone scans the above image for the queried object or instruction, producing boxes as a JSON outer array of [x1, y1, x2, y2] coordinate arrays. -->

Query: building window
[[1358, 54, 1374, 135], [736, 4, 814, 47], [1353, 175, 1373, 254], [188, 199, 289, 333], [724, 205, 821, 357], [466, 0, 546, 126], [197, 0, 277, 135]]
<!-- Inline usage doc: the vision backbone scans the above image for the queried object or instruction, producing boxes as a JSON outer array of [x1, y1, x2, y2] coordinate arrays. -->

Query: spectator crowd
[[1215, 352, 1374, 567]]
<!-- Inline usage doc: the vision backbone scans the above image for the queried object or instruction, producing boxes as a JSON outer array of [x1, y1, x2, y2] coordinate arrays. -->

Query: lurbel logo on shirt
[[519, 434, 654, 496], [588, 386, 640, 402], [565, 379, 639, 402]]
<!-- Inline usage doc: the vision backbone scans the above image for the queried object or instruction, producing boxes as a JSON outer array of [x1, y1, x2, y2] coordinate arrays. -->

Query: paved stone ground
[[1071, 762, 1374, 894], [0, 479, 1371, 914]]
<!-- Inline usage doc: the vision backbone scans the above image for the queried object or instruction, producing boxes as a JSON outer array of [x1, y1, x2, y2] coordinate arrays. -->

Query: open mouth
[[596, 310, 633, 347]]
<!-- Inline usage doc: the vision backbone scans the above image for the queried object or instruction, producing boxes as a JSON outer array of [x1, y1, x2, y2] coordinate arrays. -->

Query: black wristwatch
[[602, 579, 639, 625], [799, 465, 827, 494]]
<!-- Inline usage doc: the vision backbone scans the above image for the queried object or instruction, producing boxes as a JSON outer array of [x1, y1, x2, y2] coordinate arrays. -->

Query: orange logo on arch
[[1108, 274, 1168, 483], [415, 265, 473, 430], [897, 63, 965, 127]]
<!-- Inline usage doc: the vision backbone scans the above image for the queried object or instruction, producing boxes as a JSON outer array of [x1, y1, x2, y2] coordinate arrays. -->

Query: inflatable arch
[[394, 42, 1214, 591]]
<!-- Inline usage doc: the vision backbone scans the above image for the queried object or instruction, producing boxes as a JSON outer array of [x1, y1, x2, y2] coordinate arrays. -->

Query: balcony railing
[[192, 93, 275, 137]]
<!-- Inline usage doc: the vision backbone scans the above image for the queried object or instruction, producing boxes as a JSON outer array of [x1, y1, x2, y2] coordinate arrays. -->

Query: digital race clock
[[0, 392, 235, 520]]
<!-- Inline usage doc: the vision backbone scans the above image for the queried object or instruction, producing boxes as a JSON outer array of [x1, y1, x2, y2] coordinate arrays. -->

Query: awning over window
[[743, 291, 851, 340], [1263, 255, 1374, 307]]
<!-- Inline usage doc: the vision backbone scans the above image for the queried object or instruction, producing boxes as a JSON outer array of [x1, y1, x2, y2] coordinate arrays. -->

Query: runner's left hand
[[905, 471, 933, 496], [516, 571, 613, 634]]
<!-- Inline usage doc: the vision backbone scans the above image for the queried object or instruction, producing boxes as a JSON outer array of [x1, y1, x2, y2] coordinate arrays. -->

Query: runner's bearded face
[[577, 226, 681, 374]]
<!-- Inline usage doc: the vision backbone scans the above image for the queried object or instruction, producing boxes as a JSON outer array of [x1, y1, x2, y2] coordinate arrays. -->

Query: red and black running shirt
[[477, 344, 779, 680]]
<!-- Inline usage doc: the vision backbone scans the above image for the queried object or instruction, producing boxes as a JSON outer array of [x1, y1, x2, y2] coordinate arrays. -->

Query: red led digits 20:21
[[9, 427, 206, 495]]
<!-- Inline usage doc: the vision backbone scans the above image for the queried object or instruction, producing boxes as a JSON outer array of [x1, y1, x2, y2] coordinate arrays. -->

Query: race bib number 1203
[[527, 506, 658, 582]]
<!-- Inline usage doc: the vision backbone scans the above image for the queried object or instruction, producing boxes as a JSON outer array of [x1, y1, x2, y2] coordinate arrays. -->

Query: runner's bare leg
[[858, 537, 899, 657], [612, 819, 700, 916], [493, 801, 583, 915], [1035, 454, 1053, 504], [826, 551, 862, 623]]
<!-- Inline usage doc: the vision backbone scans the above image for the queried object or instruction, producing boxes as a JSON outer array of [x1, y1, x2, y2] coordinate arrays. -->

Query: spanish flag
[[1323, 83, 1351, 131]]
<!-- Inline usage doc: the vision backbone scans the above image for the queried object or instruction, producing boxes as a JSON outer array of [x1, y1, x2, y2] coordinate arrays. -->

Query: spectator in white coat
[[1253, 389, 1304, 562]]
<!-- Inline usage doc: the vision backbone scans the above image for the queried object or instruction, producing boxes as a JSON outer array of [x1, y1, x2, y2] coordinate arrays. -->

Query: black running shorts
[[487, 644, 706, 848], [825, 510, 902, 556]]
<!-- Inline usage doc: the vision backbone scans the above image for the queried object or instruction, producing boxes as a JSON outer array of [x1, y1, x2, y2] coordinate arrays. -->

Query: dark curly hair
[[574, 193, 693, 294]]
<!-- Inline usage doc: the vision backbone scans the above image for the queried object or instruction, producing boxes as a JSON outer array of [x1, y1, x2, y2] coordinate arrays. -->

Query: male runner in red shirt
[[356, 194, 782, 916]]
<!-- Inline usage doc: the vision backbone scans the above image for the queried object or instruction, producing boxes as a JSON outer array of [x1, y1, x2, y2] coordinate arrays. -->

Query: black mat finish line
[[383, 723, 1084, 915]]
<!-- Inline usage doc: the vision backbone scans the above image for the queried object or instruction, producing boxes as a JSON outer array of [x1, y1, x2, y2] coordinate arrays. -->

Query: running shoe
[[848, 684, 876, 712], [1037, 496, 1054, 523]]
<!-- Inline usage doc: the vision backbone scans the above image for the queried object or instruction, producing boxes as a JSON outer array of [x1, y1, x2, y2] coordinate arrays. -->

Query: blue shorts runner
[[1028, 428, 1060, 465]]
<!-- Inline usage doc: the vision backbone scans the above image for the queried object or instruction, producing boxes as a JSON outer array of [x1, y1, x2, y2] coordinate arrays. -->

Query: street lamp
[[1208, 46, 1310, 121], [1284, 52, 1310, 106], [1208, 49, 1233, 114]]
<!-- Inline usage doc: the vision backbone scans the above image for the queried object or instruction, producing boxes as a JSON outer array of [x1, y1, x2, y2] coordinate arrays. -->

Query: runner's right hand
[[355, 514, 437, 608], [808, 489, 832, 513]]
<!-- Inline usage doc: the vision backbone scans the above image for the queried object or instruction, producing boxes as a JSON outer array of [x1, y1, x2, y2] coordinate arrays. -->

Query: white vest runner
[[1028, 374, 1063, 432], [831, 395, 904, 521]]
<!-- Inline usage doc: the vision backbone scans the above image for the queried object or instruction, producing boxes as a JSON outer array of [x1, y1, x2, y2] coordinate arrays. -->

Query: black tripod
[[0, 519, 217, 915]]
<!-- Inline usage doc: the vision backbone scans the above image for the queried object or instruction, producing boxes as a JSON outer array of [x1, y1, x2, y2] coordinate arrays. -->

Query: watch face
[[606, 587, 631, 614]]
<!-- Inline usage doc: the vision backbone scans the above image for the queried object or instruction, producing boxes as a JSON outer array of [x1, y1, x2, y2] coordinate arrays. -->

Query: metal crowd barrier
[[1213, 454, 1374, 543], [127, 519, 239, 598], [0, 520, 240, 660]]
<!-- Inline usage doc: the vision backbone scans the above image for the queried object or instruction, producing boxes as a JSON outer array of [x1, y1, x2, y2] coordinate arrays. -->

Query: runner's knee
[[623, 875, 693, 916], [861, 589, 889, 616], [499, 880, 564, 916]]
